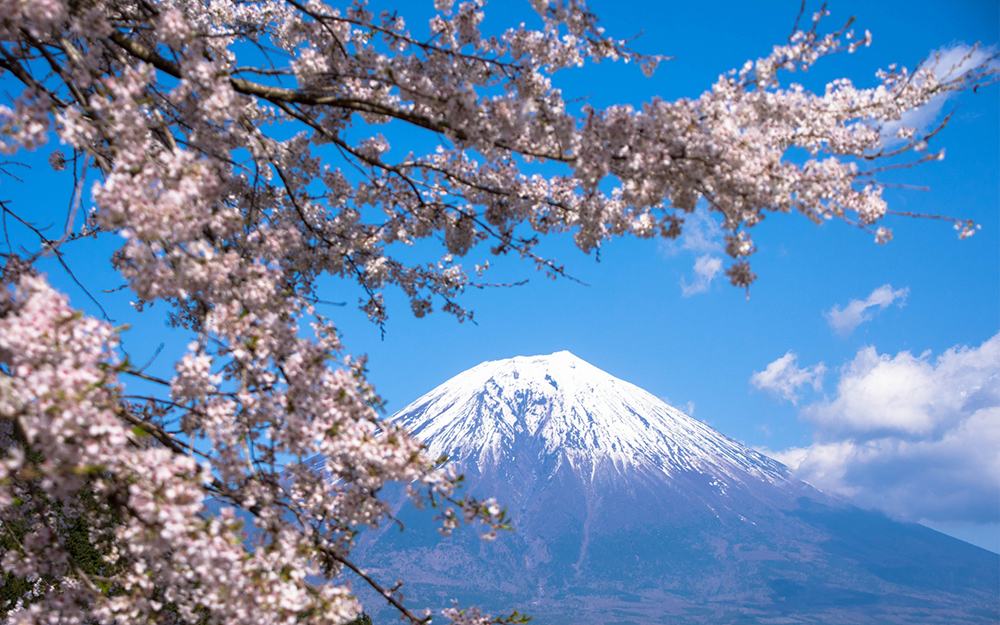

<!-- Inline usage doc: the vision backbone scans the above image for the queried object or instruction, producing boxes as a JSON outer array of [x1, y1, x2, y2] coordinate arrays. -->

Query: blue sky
[[338, 0, 1000, 551], [4, 1, 998, 551]]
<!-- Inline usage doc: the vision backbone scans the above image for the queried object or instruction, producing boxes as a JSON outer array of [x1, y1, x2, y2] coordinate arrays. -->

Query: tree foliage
[[0, 1, 994, 624]]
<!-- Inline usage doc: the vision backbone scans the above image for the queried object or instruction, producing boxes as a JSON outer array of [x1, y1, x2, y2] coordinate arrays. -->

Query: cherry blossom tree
[[0, 1, 994, 623]]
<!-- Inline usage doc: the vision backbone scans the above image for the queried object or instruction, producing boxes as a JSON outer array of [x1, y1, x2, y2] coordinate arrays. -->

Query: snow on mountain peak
[[393, 352, 789, 485]]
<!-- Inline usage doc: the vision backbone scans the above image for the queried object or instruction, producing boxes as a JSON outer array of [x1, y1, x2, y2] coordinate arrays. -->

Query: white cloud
[[882, 43, 1000, 140], [660, 208, 726, 297], [660, 207, 723, 257], [805, 346, 937, 435], [765, 333, 1000, 524], [824, 284, 908, 337], [750, 351, 826, 405], [680, 253, 723, 297]]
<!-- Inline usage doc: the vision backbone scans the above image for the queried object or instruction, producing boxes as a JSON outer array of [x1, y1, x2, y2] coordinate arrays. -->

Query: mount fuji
[[352, 352, 999, 624]]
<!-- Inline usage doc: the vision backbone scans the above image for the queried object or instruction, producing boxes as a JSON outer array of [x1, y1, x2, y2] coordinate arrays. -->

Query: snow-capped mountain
[[397, 350, 787, 484], [353, 352, 999, 624]]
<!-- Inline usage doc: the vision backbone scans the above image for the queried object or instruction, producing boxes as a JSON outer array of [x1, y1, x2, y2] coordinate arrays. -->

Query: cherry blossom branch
[[0, 3, 995, 624]]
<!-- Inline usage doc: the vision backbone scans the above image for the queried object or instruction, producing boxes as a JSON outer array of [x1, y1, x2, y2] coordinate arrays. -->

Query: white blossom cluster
[[0, 1, 993, 623]]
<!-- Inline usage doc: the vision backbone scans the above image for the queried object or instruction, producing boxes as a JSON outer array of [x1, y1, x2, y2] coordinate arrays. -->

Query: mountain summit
[[355, 353, 999, 624]]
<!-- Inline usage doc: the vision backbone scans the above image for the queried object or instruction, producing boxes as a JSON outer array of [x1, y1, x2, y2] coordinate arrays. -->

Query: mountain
[[352, 352, 999, 624]]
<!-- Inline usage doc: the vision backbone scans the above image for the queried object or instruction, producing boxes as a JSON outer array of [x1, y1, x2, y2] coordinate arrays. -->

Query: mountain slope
[[353, 352, 999, 624]]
